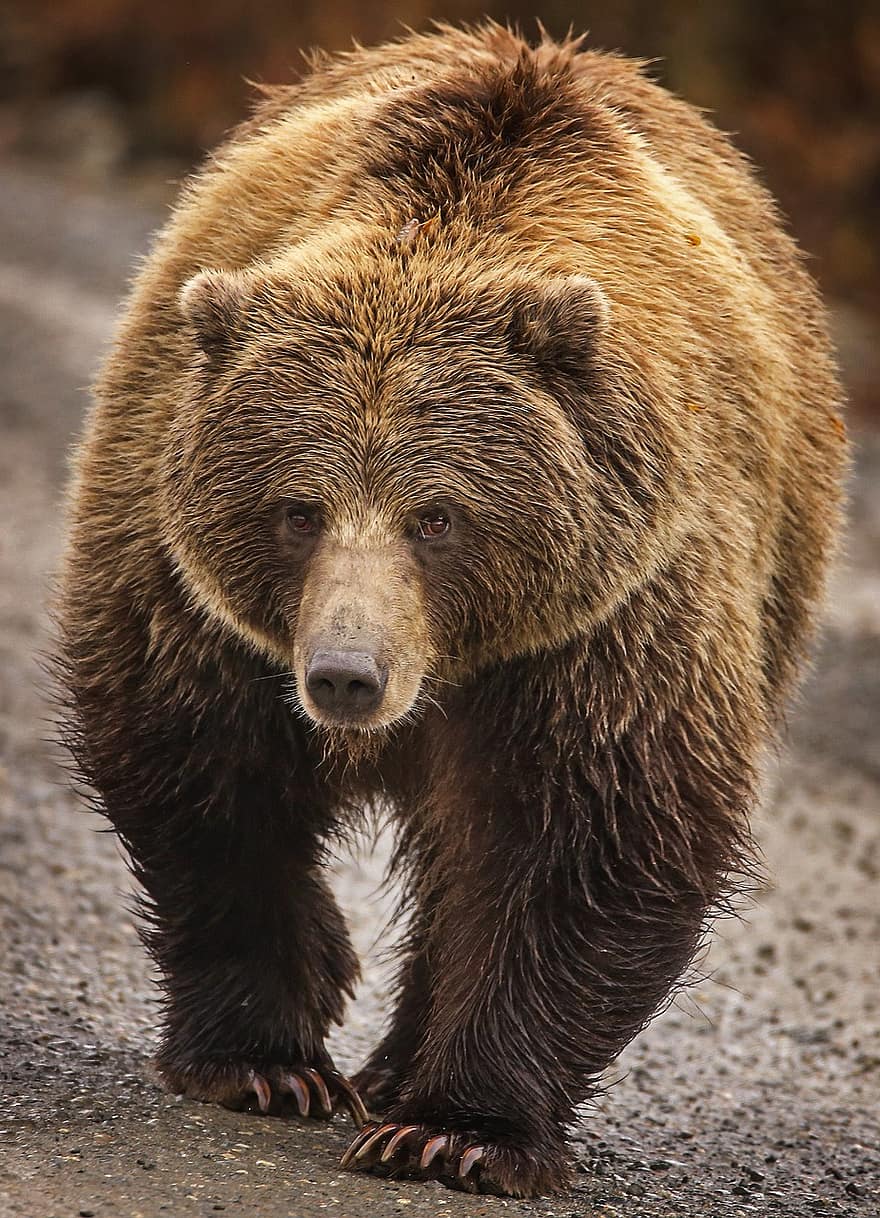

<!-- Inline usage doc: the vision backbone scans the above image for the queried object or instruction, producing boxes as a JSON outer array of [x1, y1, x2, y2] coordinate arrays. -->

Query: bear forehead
[[203, 339, 587, 516], [232, 349, 536, 417], [222, 313, 560, 433], [248, 271, 511, 363], [192, 256, 597, 498], [226, 364, 574, 479]]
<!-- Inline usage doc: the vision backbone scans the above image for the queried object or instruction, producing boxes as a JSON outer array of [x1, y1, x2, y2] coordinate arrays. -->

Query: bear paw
[[158, 1059, 368, 1125], [340, 1120, 569, 1197]]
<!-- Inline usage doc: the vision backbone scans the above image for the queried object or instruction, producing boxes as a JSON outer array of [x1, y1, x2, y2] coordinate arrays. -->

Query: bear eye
[[283, 503, 319, 536], [417, 510, 451, 540]]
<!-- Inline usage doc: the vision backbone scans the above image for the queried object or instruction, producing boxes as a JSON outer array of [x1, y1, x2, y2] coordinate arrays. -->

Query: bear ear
[[179, 268, 254, 362], [509, 274, 610, 380]]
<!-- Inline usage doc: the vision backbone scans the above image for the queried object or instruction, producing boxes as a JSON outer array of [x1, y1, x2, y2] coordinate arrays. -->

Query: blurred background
[[0, 0, 879, 414]]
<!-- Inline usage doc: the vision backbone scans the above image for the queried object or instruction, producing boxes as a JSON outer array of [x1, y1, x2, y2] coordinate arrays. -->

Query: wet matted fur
[[55, 21, 847, 1198]]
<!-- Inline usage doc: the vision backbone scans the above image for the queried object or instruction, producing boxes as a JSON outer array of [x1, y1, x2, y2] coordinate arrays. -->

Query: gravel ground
[[0, 158, 877, 1218]]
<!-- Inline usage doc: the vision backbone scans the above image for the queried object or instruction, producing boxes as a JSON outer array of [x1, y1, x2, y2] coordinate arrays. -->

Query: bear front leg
[[342, 854, 585, 1195], [63, 622, 367, 1125], [342, 702, 753, 1195], [150, 842, 365, 1126]]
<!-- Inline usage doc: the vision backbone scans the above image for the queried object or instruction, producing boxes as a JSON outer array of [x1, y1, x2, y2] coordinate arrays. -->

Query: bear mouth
[[285, 671, 426, 747]]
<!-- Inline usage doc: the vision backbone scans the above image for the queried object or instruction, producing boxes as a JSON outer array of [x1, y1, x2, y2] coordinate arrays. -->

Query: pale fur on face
[[292, 525, 430, 735]]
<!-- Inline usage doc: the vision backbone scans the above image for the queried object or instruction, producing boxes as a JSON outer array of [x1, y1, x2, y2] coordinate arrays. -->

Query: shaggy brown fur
[[55, 22, 847, 1198]]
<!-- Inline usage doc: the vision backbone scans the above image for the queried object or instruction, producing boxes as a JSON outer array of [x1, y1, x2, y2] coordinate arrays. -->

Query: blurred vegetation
[[1, 0, 878, 327]]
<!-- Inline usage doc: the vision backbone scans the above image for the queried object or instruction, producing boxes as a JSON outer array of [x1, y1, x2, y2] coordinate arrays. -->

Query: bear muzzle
[[292, 537, 429, 733]]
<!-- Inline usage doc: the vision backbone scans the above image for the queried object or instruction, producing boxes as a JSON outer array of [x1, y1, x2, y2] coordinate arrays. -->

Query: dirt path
[[0, 159, 877, 1218]]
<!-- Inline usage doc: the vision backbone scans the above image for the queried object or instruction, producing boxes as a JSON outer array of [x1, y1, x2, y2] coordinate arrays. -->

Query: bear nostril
[[305, 650, 388, 717]]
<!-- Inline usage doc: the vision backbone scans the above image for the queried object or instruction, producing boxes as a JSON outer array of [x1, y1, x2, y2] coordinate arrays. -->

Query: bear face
[[160, 249, 678, 745]]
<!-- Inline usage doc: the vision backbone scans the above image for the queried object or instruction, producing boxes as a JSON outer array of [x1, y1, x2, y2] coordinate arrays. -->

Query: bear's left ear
[[179, 268, 254, 363], [509, 274, 610, 380]]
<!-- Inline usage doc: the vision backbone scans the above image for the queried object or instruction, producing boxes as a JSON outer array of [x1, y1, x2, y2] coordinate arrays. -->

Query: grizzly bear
[[56, 21, 847, 1199]]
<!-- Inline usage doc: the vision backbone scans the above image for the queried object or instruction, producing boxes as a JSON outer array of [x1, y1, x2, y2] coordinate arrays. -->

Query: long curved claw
[[459, 1145, 485, 1181], [354, 1122, 399, 1163], [419, 1134, 449, 1170], [304, 1068, 333, 1117], [248, 1070, 272, 1114], [340, 1123, 378, 1168], [280, 1072, 310, 1117], [328, 1070, 369, 1127], [380, 1124, 421, 1163]]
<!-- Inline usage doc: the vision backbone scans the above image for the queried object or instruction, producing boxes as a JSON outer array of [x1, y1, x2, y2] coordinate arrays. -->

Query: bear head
[[161, 239, 677, 751]]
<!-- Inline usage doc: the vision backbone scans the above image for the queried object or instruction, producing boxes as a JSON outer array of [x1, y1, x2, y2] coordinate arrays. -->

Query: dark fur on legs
[[55, 591, 363, 1118], [344, 617, 758, 1196]]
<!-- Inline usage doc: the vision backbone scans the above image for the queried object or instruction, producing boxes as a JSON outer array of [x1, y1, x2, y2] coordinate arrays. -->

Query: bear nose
[[305, 649, 388, 716]]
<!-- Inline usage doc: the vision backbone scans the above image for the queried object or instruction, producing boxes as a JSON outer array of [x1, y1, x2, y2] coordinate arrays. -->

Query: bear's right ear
[[509, 274, 610, 383], [179, 268, 253, 363]]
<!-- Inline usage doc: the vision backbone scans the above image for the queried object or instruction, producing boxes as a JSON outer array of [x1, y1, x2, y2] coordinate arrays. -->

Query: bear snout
[[293, 537, 430, 735], [305, 648, 389, 717]]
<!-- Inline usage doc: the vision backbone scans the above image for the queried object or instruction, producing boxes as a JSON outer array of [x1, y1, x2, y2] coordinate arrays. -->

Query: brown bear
[[56, 21, 847, 1199]]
